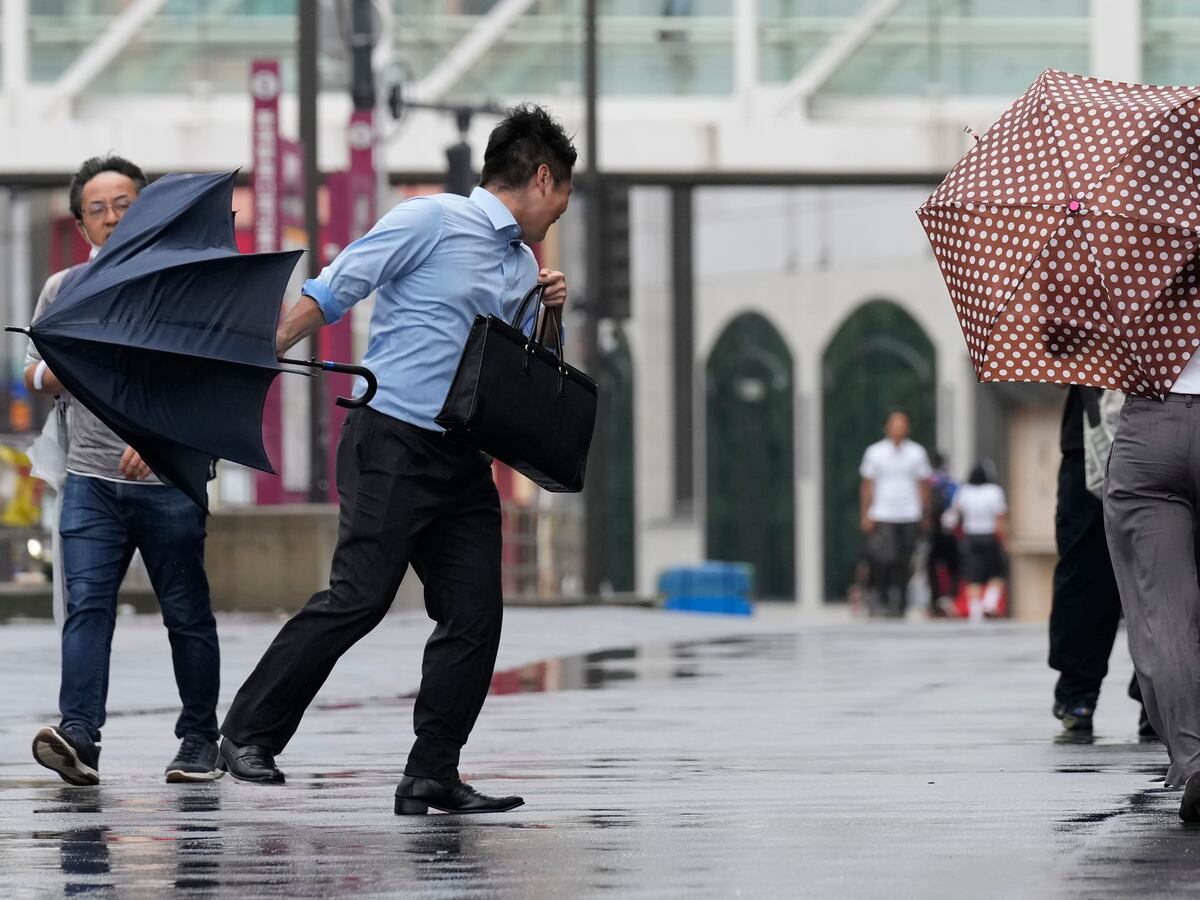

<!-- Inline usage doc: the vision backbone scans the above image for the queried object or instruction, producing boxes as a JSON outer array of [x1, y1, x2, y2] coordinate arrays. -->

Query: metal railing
[[24, 3, 1099, 99]]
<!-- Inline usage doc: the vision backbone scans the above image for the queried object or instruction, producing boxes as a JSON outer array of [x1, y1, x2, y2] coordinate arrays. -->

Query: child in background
[[946, 461, 1008, 623]]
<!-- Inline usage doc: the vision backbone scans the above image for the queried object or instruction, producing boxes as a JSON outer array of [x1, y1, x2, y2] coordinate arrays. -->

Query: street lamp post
[[582, 0, 604, 594]]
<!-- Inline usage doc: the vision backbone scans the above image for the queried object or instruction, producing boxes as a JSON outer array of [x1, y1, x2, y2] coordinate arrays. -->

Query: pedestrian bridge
[[0, 1, 1171, 182]]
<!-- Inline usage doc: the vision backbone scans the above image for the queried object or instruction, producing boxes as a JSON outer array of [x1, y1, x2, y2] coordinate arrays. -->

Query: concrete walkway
[[0, 606, 1187, 898]]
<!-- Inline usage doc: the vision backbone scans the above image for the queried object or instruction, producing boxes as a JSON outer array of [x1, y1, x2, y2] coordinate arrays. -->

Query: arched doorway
[[705, 313, 795, 599], [821, 300, 937, 601], [595, 322, 635, 592]]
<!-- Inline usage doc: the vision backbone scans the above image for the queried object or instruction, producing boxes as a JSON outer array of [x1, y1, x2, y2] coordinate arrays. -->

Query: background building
[[0, 0, 1186, 613]]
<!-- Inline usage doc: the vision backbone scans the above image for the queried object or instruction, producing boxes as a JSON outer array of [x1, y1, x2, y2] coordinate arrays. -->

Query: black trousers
[[221, 406, 504, 778], [1049, 448, 1136, 706], [865, 522, 919, 617], [927, 529, 960, 601]]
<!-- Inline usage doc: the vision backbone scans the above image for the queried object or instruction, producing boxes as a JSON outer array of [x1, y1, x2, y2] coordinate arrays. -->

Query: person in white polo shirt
[[858, 411, 932, 618]]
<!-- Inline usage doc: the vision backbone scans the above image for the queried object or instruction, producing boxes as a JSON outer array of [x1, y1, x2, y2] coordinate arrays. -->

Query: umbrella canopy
[[918, 68, 1200, 399], [18, 170, 367, 509]]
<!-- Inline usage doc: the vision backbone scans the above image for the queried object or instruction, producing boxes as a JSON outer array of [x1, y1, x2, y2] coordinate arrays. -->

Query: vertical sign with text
[[250, 60, 281, 254], [250, 59, 305, 504]]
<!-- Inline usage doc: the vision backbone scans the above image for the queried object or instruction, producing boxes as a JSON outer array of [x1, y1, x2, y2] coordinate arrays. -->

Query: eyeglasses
[[82, 196, 133, 220]]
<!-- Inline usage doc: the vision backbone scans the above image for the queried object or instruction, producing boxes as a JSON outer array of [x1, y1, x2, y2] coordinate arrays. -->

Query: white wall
[[629, 184, 979, 604]]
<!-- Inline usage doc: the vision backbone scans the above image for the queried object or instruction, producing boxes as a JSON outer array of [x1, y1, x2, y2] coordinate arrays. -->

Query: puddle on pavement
[[32, 785, 224, 817], [34, 786, 106, 815], [1054, 731, 1097, 746], [303, 633, 792, 713], [1060, 809, 1124, 826], [24, 825, 225, 895], [10, 634, 793, 897], [488, 633, 793, 696], [31, 634, 790, 726]]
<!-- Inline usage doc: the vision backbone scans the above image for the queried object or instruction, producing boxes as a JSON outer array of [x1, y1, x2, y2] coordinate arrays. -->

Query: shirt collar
[[469, 186, 521, 237]]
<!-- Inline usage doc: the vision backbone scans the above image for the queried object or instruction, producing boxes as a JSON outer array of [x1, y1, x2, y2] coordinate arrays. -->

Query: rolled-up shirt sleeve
[[303, 196, 446, 325], [24, 269, 68, 367]]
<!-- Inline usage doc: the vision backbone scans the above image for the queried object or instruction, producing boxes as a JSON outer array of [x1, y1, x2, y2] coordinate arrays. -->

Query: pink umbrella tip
[[1068, 200, 1081, 212]]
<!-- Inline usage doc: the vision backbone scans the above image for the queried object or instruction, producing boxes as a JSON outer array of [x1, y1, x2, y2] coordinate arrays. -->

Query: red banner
[[251, 60, 312, 505], [319, 109, 377, 496]]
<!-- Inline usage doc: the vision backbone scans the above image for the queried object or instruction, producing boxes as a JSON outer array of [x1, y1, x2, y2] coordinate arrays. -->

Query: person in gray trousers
[[1105, 392, 1200, 822]]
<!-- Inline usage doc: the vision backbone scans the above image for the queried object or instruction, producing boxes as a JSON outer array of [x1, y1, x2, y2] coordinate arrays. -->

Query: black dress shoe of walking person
[[1053, 701, 1095, 732], [217, 737, 285, 784], [394, 775, 524, 815], [1180, 774, 1200, 823], [32, 725, 100, 786]]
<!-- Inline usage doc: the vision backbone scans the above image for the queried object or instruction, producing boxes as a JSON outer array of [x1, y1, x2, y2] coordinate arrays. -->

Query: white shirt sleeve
[[859, 446, 876, 480]]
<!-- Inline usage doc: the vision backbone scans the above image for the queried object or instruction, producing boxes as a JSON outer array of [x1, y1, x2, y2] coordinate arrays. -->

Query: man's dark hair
[[480, 104, 577, 190], [68, 155, 147, 221]]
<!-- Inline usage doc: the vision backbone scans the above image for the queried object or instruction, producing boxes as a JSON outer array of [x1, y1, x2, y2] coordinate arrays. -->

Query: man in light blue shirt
[[219, 104, 575, 816], [302, 180, 546, 430]]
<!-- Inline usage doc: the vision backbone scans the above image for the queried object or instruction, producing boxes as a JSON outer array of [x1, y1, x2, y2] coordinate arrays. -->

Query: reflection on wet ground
[[1, 619, 1198, 898], [323, 635, 777, 711], [487, 636, 777, 696], [24, 785, 226, 896]]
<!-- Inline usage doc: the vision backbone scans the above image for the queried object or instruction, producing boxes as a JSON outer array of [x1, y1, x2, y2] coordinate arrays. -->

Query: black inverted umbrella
[[8, 170, 375, 509]]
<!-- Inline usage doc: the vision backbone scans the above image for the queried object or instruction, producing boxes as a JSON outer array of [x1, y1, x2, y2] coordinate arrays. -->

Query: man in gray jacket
[[27, 155, 221, 786]]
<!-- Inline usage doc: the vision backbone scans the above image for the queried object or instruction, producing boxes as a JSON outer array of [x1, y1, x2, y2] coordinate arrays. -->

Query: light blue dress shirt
[[302, 186, 540, 431]]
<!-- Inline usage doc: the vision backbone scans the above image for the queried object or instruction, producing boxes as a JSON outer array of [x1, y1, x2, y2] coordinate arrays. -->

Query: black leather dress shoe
[[1181, 774, 1200, 823], [218, 737, 285, 784], [394, 775, 524, 815]]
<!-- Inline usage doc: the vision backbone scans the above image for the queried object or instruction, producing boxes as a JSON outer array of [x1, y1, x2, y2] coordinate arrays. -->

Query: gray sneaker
[[165, 734, 224, 783]]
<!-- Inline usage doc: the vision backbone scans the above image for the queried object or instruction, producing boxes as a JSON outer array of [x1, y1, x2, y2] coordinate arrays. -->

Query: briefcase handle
[[510, 283, 545, 334], [536, 307, 564, 364], [511, 283, 566, 362]]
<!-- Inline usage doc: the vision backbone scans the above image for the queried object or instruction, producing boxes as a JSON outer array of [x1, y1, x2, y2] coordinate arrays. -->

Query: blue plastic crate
[[663, 594, 753, 616], [658, 562, 754, 616], [658, 561, 752, 597]]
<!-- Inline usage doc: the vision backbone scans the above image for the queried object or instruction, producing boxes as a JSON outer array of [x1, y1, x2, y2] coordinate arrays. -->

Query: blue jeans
[[58, 473, 218, 742]]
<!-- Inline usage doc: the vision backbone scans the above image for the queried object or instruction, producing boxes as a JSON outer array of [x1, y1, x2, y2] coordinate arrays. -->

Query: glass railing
[[1144, 0, 1200, 87], [761, 0, 1089, 96], [22, 0, 1103, 100]]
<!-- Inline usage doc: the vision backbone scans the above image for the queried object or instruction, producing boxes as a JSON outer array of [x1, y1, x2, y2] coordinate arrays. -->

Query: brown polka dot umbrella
[[918, 68, 1200, 399]]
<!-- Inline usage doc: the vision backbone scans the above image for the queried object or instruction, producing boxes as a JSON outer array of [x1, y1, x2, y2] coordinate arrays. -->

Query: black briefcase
[[435, 285, 598, 492]]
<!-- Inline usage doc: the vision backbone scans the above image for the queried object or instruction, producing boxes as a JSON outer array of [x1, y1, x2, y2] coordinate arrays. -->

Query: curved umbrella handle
[[278, 357, 377, 409]]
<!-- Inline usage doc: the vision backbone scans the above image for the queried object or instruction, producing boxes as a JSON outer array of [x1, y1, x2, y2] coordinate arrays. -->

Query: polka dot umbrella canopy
[[918, 68, 1200, 399]]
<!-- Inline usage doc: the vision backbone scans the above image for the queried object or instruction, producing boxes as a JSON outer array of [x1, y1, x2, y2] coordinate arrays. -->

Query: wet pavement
[[0, 606, 1195, 898]]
